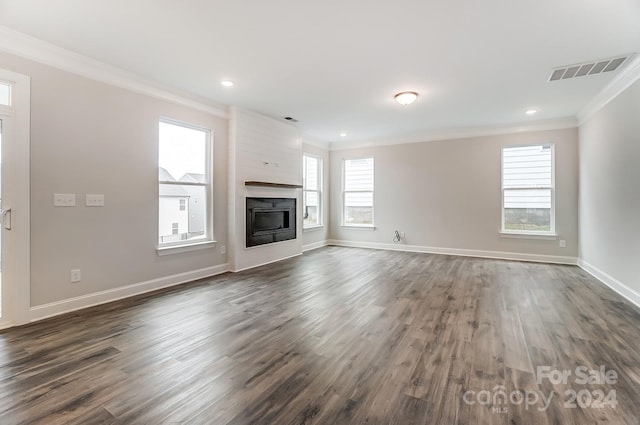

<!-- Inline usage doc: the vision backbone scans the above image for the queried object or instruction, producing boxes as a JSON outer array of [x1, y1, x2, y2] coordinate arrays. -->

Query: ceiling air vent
[[548, 54, 633, 81]]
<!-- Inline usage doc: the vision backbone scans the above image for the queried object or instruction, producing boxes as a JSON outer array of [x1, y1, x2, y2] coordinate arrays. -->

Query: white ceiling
[[1, 0, 639, 144]]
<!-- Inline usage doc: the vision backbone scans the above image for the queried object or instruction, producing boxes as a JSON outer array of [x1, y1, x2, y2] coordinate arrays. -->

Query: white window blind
[[502, 144, 554, 233], [303, 154, 322, 228], [343, 157, 374, 226]]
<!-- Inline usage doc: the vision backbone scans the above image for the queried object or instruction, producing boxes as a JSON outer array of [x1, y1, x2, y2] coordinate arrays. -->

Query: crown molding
[[329, 116, 578, 151], [578, 53, 640, 125], [302, 137, 331, 150], [0, 25, 229, 119]]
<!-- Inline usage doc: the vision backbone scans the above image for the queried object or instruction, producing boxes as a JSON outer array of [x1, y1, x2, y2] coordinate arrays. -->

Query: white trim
[[302, 137, 331, 150], [0, 25, 228, 118], [29, 264, 229, 323], [231, 253, 302, 273], [0, 68, 31, 328], [578, 259, 640, 310], [327, 239, 577, 265], [156, 240, 217, 256], [303, 240, 329, 252], [578, 54, 640, 125], [329, 117, 578, 151], [340, 225, 376, 230], [158, 117, 214, 251], [303, 225, 324, 232], [499, 231, 557, 240], [14, 70, 31, 326]]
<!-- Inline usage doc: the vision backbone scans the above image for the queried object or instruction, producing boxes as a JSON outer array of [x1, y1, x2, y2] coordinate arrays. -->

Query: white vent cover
[[549, 54, 633, 81]]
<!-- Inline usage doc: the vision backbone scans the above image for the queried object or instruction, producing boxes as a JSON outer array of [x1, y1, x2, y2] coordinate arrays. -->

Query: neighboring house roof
[[159, 167, 176, 182], [159, 168, 192, 197], [179, 173, 206, 184], [159, 184, 190, 197]]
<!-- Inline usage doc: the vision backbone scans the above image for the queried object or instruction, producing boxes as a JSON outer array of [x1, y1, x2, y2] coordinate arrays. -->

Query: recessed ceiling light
[[525, 108, 538, 115], [340, 132, 347, 137], [221, 80, 234, 87], [395, 91, 418, 105]]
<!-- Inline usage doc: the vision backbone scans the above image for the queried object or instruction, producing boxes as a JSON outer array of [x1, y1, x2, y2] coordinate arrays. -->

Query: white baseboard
[[578, 259, 640, 310], [30, 263, 229, 322], [231, 253, 302, 273], [327, 239, 577, 265], [302, 240, 329, 252]]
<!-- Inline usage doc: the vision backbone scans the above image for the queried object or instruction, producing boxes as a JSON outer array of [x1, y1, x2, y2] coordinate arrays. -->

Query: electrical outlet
[[221, 245, 226, 255], [400, 232, 405, 239], [70, 269, 81, 283], [559, 240, 567, 248], [54, 193, 76, 207]]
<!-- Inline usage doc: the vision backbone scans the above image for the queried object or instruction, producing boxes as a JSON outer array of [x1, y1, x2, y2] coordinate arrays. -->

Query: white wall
[[0, 51, 229, 308], [301, 142, 330, 251], [228, 107, 303, 271], [579, 79, 640, 299], [329, 128, 579, 261]]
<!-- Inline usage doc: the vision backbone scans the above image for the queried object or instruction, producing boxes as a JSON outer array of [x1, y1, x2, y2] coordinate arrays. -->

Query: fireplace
[[246, 197, 296, 247]]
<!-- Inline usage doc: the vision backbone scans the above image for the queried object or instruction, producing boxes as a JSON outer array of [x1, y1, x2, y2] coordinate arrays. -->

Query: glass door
[[0, 72, 30, 328]]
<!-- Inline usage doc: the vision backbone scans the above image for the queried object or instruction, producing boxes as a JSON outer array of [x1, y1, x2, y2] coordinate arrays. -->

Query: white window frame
[[302, 153, 323, 229], [342, 157, 375, 228], [157, 117, 215, 255], [500, 143, 556, 238]]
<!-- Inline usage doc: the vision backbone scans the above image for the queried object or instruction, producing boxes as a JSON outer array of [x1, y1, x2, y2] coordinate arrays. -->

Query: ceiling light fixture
[[525, 108, 538, 115], [395, 91, 418, 105], [340, 132, 347, 137], [221, 80, 234, 87]]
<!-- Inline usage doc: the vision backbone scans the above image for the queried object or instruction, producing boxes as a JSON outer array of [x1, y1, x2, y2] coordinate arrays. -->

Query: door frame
[[0, 68, 30, 328]]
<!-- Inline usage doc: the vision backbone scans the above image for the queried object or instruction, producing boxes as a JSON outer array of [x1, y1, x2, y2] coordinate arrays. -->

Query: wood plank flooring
[[1, 246, 639, 424]]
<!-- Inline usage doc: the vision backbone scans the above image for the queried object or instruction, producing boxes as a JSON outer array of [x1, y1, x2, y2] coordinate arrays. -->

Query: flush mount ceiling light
[[340, 132, 347, 137], [525, 108, 538, 115], [395, 91, 418, 105], [221, 80, 234, 87]]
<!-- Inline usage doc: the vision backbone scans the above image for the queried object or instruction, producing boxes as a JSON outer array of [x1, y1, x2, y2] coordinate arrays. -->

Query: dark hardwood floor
[[1, 247, 639, 424]]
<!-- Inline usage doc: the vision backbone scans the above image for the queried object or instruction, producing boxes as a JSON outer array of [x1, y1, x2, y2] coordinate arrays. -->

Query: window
[[502, 144, 554, 234], [0, 82, 10, 106], [343, 157, 374, 226], [303, 154, 322, 228], [158, 119, 212, 247]]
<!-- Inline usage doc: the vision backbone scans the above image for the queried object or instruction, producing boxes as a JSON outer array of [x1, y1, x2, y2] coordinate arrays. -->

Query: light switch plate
[[54, 193, 76, 207], [85, 194, 105, 207]]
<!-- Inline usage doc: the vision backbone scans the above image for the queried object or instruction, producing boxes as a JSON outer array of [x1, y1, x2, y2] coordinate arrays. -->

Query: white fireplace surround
[[227, 107, 303, 271]]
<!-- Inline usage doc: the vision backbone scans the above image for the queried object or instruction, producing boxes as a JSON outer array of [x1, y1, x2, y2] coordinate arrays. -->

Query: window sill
[[499, 231, 557, 241], [303, 225, 324, 232], [341, 225, 376, 230], [157, 240, 217, 256]]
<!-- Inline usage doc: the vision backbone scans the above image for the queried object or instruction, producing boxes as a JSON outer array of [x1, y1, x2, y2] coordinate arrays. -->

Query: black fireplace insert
[[246, 197, 296, 247]]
